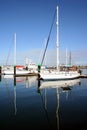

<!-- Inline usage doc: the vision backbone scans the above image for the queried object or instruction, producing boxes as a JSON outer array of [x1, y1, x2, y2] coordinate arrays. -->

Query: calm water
[[0, 69, 87, 130]]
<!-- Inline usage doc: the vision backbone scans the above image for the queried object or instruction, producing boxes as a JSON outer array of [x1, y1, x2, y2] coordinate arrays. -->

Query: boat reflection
[[3, 75, 38, 115], [38, 78, 81, 130], [39, 78, 81, 90], [3, 75, 37, 88], [25, 76, 37, 88]]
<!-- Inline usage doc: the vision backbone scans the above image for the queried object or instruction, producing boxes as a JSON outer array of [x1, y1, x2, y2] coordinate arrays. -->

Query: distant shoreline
[[77, 66, 87, 69], [1, 65, 87, 69]]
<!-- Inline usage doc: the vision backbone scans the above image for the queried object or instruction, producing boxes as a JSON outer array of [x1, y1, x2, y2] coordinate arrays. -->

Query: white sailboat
[[3, 68, 30, 75], [40, 5, 80, 80], [3, 67, 30, 75], [3, 33, 30, 75]]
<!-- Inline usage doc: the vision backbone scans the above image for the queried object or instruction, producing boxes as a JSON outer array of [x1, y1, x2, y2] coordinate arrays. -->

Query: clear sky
[[0, 0, 87, 66]]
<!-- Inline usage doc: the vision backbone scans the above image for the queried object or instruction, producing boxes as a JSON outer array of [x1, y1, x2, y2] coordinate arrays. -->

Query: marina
[[0, 69, 87, 129], [0, 0, 87, 129], [0, 65, 87, 78]]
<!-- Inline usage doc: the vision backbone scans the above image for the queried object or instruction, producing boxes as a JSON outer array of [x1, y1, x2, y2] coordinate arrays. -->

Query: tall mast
[[56, 5, 59, 70], [66, 48, 68, 66], [14, 33, 16, 65]]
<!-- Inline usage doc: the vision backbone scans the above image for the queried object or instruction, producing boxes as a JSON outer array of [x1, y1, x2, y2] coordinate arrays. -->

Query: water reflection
[[0, 75, 1, 82], [38, 78, 81, 130], [2, 75, 38, 116], [14, 86, 17, 115], [38, 78, 81, 90], [3, 75, 37, 88], [1, 75, 87, 129]]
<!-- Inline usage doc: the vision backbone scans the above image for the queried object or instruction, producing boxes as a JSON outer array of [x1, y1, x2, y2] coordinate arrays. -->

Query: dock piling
[[0, 66, 2, 81]]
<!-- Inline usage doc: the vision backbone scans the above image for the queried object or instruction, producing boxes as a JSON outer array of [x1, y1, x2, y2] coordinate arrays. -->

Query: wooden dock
[[14, 72, 38, 77], [0, 72, 87, 78], [14, 74, 87, 78], [79, 74, 87, 78]]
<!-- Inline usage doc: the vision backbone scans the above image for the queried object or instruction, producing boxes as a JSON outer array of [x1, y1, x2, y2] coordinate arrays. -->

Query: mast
[[69, 51, 71, 66], [14, 33, 16, 65], [56, 5, 59, 70], [66, 48, 68, 66]]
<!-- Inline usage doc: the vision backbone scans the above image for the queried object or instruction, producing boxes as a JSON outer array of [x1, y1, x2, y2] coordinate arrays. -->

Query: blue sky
[[0, 0, 87, 66]]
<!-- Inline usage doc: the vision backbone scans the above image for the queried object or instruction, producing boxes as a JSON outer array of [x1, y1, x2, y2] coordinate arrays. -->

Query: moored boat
[[39, 5, 80, 80]]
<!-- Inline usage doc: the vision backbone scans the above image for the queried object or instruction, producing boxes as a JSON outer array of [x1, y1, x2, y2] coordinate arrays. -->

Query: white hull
[[40, 78, 80, 89], [39, 6, 81, 81], [40, 71, 80, 80], [3, 70, 30, 75]]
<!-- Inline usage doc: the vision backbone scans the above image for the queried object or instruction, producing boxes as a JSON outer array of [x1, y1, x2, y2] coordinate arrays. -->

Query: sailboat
[[3, 33, 30, 75], [40, 5, 80, 80], [3, 68, 30, 75]]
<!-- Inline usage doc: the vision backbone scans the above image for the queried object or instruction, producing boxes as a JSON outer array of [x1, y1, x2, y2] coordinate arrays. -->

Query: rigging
[[41, 9, 56, 66]]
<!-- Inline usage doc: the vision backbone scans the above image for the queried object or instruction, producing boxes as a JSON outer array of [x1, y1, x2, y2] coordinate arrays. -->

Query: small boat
[[3, 33, 30, 75], [3, 69, 30, 75]]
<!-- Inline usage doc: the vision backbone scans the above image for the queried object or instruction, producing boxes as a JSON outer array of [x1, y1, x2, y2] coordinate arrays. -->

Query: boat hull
[[3, 70, 30, 75], [40, 71, 80, 81]]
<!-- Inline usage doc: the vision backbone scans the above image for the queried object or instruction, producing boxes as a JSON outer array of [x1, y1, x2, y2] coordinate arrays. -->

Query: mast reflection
[[38, 78, 81, 130]]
